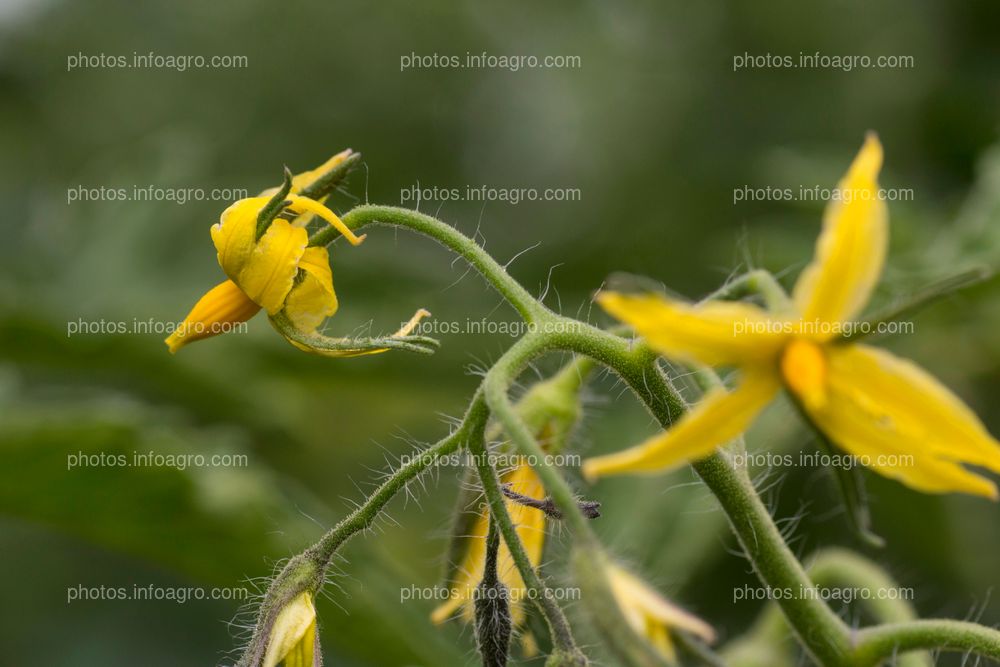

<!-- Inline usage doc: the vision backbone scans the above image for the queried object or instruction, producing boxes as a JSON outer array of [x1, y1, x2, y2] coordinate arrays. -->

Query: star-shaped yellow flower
[[607, 562, 715, 664], [166, 151, 427, 356], [586, 134, 1000, 498]]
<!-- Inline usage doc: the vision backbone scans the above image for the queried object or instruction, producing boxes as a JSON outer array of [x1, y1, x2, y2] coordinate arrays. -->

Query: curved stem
[[311, 204, 547, 324], [703, 268, 793, 314], [724, 548, 931, 667], [852, 620, 1000, 666], [306, 426, 466, 567]]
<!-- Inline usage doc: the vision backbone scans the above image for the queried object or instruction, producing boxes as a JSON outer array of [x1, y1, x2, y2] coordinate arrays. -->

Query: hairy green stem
[[724, 548, 932, 667], [310, 204, 547, 324], [703, 268, 793, 313], [852, 620, 1000, 666], [306, 427, 465, 567], [465, 401, 581, 655]]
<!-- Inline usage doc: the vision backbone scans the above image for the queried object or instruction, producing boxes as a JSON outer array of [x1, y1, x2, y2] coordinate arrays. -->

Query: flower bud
[[474, 578, 513, 667]]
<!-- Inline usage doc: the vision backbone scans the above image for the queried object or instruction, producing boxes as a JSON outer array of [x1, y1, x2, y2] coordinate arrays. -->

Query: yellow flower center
[[780, 338, 828, 410]]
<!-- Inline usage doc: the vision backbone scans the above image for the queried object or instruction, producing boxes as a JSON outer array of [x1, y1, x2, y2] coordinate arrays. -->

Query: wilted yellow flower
[[166, 152, 426, 355], [587, 134, 1000, 498], [431, 459, 546, 627], [262, 590, 319, 667], [607, 563, 715, 663]]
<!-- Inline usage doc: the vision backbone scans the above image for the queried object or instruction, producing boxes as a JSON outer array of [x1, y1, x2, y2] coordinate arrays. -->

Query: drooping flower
[[586, 134, 1000, 498], [262, 590, 320, 667], [166, 152, 427, 355], [431, 459, 547, 627], [607, 563, 715, 663]]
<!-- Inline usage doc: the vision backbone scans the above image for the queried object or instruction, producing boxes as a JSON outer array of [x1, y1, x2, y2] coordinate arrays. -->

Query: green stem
[[852, 620, 1000, 666], [703, 268, 793, 313], [305, 427, 465, 567], [724, 548, 931, 667], [310, 204, 547, 324], [465, 399, 581, 655]]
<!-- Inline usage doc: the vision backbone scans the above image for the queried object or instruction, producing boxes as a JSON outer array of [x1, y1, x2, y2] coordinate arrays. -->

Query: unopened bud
[[474, 579, 513, 667]]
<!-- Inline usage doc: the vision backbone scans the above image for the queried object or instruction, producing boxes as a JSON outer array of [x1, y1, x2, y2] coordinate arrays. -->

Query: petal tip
[[854, 133, 884, 178], [164, 336, 182, 354]]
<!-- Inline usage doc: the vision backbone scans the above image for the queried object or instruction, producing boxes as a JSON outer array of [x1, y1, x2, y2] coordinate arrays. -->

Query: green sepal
[[255, 166, 294, 241], [269, 312, 440, 356], [298, 150, 361, 201]]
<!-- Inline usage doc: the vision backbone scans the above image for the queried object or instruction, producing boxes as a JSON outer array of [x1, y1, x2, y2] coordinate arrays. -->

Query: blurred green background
[[1, 1, 998, 665]]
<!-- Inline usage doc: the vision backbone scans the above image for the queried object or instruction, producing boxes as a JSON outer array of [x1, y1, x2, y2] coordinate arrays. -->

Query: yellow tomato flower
[[430, 459, 546, 627], [607, 563, 715, 663], [166, 152, 427, 355], [262, 590, 319, 667], [587, 134, 1000, 498]]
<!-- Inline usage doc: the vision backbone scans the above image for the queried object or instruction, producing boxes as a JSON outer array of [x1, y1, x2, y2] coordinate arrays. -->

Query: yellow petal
[[597, 292, 787, 367], [645, 620, 677, 664], [283, 617, 316, 667], [262, 591, 317, 667], [282, 247, 339, 332], [792, 134, 888, 331], [583, 370, 779, 479], [236, 219, 309, 314], [607, 564, 716, 644], [430, 459, 546, 627], [211, 197, 266, 279], [164, 279, 260, 353], [804, 343, 1000, 498]]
